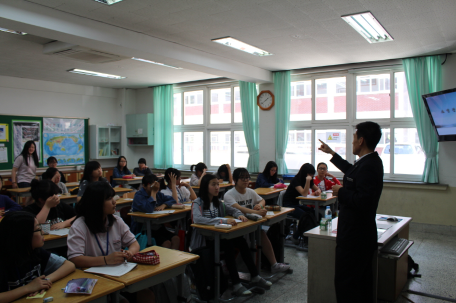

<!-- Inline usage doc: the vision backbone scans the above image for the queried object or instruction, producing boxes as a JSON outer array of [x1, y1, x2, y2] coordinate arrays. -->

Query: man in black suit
[[319, 121, 383, 303]]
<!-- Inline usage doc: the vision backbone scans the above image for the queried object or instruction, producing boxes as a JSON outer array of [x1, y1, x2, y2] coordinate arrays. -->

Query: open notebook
[[85, 262, 137, 277]]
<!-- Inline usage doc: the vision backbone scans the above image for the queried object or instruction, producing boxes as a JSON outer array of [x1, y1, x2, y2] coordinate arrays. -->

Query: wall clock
[[257, 90, 275, 110]]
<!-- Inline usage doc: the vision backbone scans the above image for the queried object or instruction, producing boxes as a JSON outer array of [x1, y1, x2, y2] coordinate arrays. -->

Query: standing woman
[[314, 162, 341, 192], [77, 161, 109, 202], [11, 141, 39, 189], [112, 156, 135, 187], [255, 161, 282, 188]]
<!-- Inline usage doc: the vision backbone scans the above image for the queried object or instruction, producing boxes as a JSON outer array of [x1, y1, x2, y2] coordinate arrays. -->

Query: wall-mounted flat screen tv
[[422, 88, 456, 142]]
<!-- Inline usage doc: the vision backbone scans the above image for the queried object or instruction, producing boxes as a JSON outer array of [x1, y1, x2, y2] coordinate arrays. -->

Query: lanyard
[[94, 231, 109, 256], [170, 186, 184, 203]]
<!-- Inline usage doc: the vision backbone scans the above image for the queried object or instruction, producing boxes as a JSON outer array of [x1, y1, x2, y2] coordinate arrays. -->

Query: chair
[[123, 192, 135, 199], [248, 181, 256, 189]]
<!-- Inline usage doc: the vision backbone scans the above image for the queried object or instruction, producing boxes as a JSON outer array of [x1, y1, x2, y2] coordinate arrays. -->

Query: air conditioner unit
[[43, 41, 128, 63]]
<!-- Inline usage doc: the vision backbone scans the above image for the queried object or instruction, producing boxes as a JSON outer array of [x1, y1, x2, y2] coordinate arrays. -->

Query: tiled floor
[[228, 229, 456, 303]]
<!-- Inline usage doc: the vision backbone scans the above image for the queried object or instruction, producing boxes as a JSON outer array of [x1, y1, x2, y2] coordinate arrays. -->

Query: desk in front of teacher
[[305, 215, 413, 303]]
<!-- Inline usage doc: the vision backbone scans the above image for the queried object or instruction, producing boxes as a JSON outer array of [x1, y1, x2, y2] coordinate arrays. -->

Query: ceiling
[[0, 0, 455, 88]]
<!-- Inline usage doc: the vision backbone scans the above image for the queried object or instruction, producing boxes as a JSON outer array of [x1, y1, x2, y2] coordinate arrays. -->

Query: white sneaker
[[271, 263, 290, 274]]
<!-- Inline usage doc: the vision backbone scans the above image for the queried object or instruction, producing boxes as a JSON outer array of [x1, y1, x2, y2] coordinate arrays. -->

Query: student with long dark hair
[[46, 157, 66, 183], [68, 182, 154, 303], [0, 175, 22, 218], [42, 167, 68, 194], [215, 164, 233, 184], [189, 162, 207, 186], [24, 179, 76, 230], [160, 168, 197, 203], [191, 174, 272, 296], [112, 156, 135, 187], [77, 161, 109, 202], [11, 141, 39, 189], [282, 163, 321, 244], [255, 161, 282, 188], [0, 211, 75, 302]]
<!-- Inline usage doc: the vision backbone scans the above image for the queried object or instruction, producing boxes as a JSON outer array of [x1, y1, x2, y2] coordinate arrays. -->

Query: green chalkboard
[[0, 115, 89, 170]]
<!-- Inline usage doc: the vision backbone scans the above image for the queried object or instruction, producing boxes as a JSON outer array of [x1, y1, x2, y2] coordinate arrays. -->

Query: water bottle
[[325, 206, 332, 230]]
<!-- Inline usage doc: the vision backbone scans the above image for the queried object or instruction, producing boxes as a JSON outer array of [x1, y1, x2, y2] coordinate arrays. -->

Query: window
[[316, 77, 346, 120], [174, 84, 245, 170], [290, 80, 311, 121], [356, 74, 390, 119], [285, 130, 311, 170], [315, 129, 346, 172], [394, 72, 413, 118]]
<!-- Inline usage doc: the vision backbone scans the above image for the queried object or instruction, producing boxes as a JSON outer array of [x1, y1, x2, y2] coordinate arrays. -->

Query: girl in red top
[[313, 162, 341, 192]]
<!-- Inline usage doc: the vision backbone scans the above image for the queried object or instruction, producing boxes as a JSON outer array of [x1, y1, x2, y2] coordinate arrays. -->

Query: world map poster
[[43, 118, 85, 166]]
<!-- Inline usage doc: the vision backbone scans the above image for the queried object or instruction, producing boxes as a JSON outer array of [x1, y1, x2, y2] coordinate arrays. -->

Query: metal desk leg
[[146, 221, 152, 246], [177, 273, 183, 298], [110, 290, 120, 303], [315, 201, 319, 219], [214, 234, 221, 303]]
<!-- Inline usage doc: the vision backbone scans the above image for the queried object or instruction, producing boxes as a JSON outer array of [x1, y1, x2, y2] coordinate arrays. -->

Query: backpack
[[297, 210, 319, 243], [188, 246, 228, 301]]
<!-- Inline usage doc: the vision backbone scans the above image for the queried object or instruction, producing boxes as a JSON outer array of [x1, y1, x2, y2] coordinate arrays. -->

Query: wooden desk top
[[65, 182, 80, 187], [254, 187, 287, 196], [191, 216, 266, 234], [44, 232, 68, 242], [116, 197, 134, 205], [59, 194, 77, 200], [114, 187, 133, 194], [265, 207, 294, 220], [7, 187, 30, 193], [296, 195, 338, 201], [98, 246, 199, 286], [13, 269, 124, 303], [113, 177, 143, 181], [128, 208, 191, 219]]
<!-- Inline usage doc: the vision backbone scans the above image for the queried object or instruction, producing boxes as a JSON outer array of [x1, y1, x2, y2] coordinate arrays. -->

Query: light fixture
[[131, 57, 182, 69], [211, 37, 273, 56], [0, 27, 27, 35], [341, 12, 393, 43], [93, 0, 123, 5], [67, 69, 125, 79]]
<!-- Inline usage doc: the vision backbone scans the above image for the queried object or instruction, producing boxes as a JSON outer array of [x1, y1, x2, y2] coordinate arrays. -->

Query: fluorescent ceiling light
[[67, 69, 125, 79], [0, 27, 27, 35], [341, 12, 393, 43], [131, 57, 182, 69], [93, 0, 123, 5], [211, 37, 273, 56]]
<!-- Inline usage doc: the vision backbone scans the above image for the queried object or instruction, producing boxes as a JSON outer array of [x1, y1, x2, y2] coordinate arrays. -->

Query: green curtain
[[153, 84, 174, 169], [273, 71, 291, 174], [402, 56, 442, 183], [239, 81, 259, 172]]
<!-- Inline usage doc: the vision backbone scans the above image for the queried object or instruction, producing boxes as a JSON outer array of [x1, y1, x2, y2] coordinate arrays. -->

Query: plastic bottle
[[325, 206, 332, 230]]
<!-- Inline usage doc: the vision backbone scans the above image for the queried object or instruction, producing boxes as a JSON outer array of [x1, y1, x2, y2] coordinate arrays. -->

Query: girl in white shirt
[[160, 168, 196, 203], [189, 162, 207, 186]]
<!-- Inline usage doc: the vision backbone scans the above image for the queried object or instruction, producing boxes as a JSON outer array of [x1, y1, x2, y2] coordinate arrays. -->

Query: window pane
[[290, 81, 311, 121], [393, 128, 425, 175], [234, 87, 242, 123], [211, 88, 231, 124], [374, 128, 390, 173], [173, 132, 181, 165], [234, 131, 248, 168], [173, 93, 181, 125], [184, 132, 203, 165], [184, 91, 203, 125], [356, 74, 390, 119], [316, 77, 346, 120], [315, 129, 346, 172], [394, 72, 413, 118], [210, 131, 231, 166], [285, 130, 311, 170]]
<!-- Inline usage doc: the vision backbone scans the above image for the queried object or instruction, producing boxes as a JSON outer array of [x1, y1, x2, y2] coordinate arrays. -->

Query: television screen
[[422, 88, 456, 142]]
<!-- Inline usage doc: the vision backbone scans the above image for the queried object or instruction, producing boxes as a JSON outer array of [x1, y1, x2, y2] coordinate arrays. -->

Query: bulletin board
[[0, 115, 89, 170]]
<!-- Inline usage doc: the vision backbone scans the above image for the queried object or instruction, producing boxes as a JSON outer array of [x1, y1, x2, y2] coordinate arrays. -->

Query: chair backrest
[[123, 192, 135, 199], [248, 181, 256, 189], [277, 190, 286, 206]]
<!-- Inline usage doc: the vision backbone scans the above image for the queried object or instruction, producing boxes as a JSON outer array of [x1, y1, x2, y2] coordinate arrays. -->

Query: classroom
[[1, 0, 456, 302]]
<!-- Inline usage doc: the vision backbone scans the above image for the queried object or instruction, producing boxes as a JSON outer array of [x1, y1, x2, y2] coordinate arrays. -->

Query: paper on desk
[[123, 198, 133, 201], [48, 228, 70, 236], [215, 217, 242, 223], [266, 211, 275, 216], [26, 291, 46, 299], [146, 210, 176, 214], [85, 262, 137, 277]]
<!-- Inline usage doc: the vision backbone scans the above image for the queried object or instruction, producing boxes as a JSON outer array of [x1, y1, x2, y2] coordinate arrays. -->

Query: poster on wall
[[43, 118, 85, 166], [0, 124, 8, 142], [13, 121, 41, 162]]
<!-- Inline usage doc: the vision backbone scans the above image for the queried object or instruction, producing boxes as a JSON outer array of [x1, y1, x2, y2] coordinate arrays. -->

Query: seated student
[[160, 168, 197, 203], [47, 157, 66, 183], [24, 179, 76, 230], [68, 182, 154, 303], [224, 168, 290, 273], [77, 161, 109, 202], [133, 158, 153, 176], [191, 174, 272, 296], [131, 174, 180, 250], [282, 163, 321, 245], [0, 211, 75, 302], [112, 156, 135, 187], [189, 162, 207, 186], [215, 164, 233, 184], [255, 161, 283, 188], [42, 167, 68, 194], [0, 175, 22, 217], [314, 162, 341, 192]]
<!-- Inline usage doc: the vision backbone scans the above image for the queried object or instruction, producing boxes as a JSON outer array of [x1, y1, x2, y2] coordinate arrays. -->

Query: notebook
[[84, 262, 137, 277]]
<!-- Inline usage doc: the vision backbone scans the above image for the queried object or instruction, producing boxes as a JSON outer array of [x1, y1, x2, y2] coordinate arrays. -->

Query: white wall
[[258, 83, 276, 171]]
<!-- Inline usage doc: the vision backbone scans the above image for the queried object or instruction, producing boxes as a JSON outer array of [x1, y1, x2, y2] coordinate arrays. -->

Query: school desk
[[59, 194, 78, 205], [191, 217, 266, 303], [13, 269, 124, 303], [65, 182, 80, 189], [128, 208, 191, 245], [113, 187, 133, 196], [115, 197, 133, 211], [43, 233, 68, 250], [7, 187, 31, 199], [112, 177, 143, 186], [97, 246, 198, 298], [296, 195, 338, 218], [254, 187, 287, 203]]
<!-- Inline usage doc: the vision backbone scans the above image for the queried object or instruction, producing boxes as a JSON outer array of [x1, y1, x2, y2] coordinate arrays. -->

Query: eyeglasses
[[240, 178, 250, 182], [34, 226, 43, 234], [318, 167, 327, 170]]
